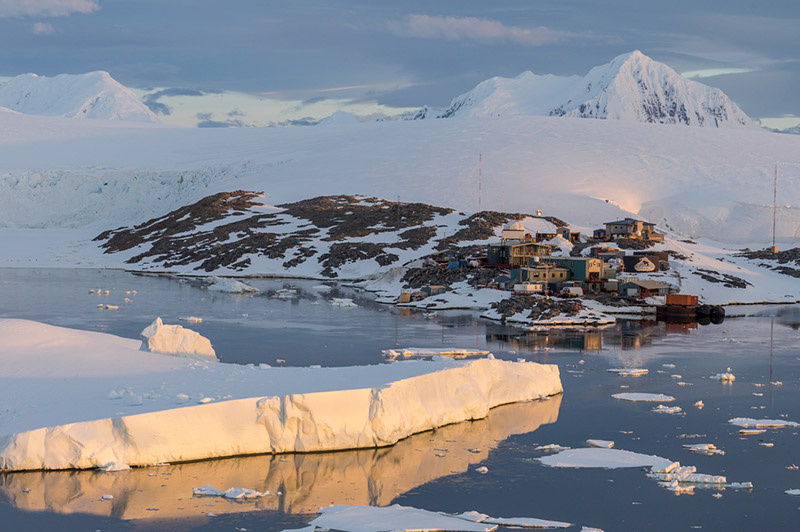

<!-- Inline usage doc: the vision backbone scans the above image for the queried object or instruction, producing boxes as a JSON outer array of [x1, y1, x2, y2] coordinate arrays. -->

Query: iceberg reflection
[[0, 395, 560, 520]]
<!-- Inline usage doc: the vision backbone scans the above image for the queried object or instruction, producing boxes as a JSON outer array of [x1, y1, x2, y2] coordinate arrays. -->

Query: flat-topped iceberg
[[0, 319, 562, 471]]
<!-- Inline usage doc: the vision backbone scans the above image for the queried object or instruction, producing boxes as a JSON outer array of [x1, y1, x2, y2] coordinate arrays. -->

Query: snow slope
[[0, 319, 562, 470], [0, 111, 797, 244], [442, 51, 753, 128], [0, 71, 158, 122]]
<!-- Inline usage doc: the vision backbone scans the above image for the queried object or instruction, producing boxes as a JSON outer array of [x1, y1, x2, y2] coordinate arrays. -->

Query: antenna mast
[[478, 153, 482, 226], [772, 163, 778, 253]]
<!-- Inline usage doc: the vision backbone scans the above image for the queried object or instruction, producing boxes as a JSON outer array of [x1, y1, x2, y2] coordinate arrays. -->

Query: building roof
[[620, 280, 670, 289], [505, 221, 525, 231], [604, 217, 656, 227]]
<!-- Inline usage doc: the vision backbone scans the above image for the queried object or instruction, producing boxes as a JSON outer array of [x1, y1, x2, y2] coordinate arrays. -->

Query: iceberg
[[139, 317, 217, 362], [0, 319, 562, 471]]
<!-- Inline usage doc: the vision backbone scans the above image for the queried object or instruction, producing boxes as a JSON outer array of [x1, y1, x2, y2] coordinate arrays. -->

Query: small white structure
[[502, 221, 526, 241], [140, 317, 217, 362]]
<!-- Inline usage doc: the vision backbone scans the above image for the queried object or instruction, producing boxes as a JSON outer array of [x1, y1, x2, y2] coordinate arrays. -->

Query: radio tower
[[772, 163, 778, 254]]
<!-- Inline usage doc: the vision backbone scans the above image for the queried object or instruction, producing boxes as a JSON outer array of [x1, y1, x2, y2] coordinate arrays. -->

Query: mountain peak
[[441, 51, 753, 128], [0, 71, 158, 122]]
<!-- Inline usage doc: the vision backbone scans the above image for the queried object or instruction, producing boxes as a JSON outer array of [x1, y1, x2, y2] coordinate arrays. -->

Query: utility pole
[[478, 153, 482, 228]]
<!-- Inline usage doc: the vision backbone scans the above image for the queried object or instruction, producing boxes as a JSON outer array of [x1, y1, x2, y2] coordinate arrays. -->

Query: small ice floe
[[198, 397, 214, 404], [101, 494, 114, 500], [787, 464, 799, 470], [104, 290, 110, 295], [455, 510, 572, 529], [124, 298, 132, 303], [710, 373, 735, 382], [535, 444, 571, 452], [313, 284, 332, 292], [192, 485, 268, 499], [96, 303, 103, 308], [175, 393, 189, 403], [647, 461, 752, 491], [331, 298, 358, 307], [607, 368, 648, 377], [206, 512, 216, 517], [613, 393, 675, 402], [587, 439, 614, 449], [99, 462, 130, 472], [139, 317, 217, 362], [475, 466, 489, 474], [694, 401, 704, 409], [786, 489, 800, 496], [683, 444, 724, 456], [771, 381, 783, 386], [712, 493, 722, 499], [663, 364, 676, 369], [677, 382, 693, 386], [178, 316, 203, 323], [382, 347, 490, 360], [274, 288, 297, 300], [739, 429, 767, 435], [729, 418, 800, 429], [104, 304, 119, 310], [207, 276, 259, 293], [309, 505, 572, 532], [581, 528, 605, 532], [671, 375, 682, 379], [422, 311, 437, 319], [652, 405, 683, 415], [276, 358, 286, 364], [753, 392, 764, 397], [721, 337, 739, 343], [759, 442, 774, 448]]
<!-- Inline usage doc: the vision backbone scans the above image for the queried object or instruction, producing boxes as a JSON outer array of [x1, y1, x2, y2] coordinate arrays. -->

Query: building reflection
[[0, 396, 561, 520], [485, 319, 703, 353]]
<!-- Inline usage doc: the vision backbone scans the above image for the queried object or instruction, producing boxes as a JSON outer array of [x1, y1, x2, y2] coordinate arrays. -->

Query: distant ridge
[[427, 51, 753, 128], [0, 71, 158, 122]]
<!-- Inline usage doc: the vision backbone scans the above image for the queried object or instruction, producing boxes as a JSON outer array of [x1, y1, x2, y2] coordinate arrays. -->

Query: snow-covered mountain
[[0, 71, 158, 122], [441, 51, 753, 128]]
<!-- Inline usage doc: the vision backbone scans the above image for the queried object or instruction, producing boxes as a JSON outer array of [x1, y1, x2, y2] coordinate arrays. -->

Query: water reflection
[[0, 396, 560, 520], [486, 319, 679, 352]]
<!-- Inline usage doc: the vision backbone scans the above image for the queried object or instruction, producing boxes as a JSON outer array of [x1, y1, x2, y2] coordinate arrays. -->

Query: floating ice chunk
[[586, 440, 614, 448], [198, 397, 213, 404], [671, 375, 682, 379], [207, 277, 259, 293], [607, 368, 648, 377], [455, 510, 572, 528], [711, 373, 735, 382], [310, 504, 496, 532], [274, 289, 297, 300], [139, 317, 217, 362], [787, 465, 799, 470], [580, 528, 604, 532], [475, 466, 488, 474], [683, 444, 724, 455], [382, 347, 490, 360], [535, 444, 571, 452], [694, 401, 704, 409], [712, 493, 722, 499], [759, 443, 774, 448], [771, 381, 783, 386], [331, 298, 358, 308], [313, 285, 332, 292], [612, 393, 675, 402], [662, 364, 676, 369], [537, 448, 673, 470], [786, 489, 800, 496], [729, 418, 800, 429], [101, 494, 113, 500], [652, 405, 683, 415], [192, 485, 267, 499], [99, 462, 130, 472], [104, 305, 119, 310], [739, 429, 767, 435], [178, 316, 203, 323]]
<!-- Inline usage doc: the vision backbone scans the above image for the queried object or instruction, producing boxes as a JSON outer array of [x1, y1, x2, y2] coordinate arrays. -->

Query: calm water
[[0, 268, 798, 531]]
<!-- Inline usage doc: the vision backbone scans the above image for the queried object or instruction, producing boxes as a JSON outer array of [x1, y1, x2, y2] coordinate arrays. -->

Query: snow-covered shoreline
[[0, 319, 562, 471]]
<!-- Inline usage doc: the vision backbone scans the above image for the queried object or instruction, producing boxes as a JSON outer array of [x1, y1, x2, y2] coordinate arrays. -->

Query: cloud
[[681, 67, 756, 79], [0, 0, 99, 18], [32, 22, 55, 35], [271, 117, 320, 127], [396, 14, 566, 46], [143, 88, 214, 116]]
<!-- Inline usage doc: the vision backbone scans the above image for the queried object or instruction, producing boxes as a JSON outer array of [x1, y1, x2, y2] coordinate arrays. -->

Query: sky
[[1, 0, 799, 128]]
